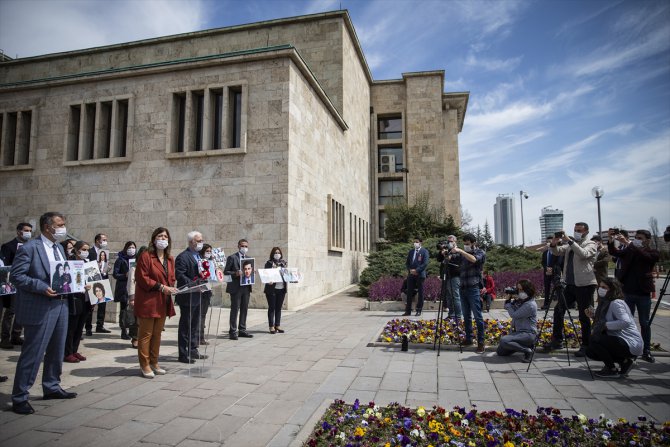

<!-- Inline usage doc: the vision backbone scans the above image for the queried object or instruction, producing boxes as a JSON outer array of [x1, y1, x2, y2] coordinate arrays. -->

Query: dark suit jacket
[[175, 249, 202, 306], [1, 237, 23, 265], [224, 252, 252, 293], [11, 237, 67, 325], [406, 247, 429, 278]]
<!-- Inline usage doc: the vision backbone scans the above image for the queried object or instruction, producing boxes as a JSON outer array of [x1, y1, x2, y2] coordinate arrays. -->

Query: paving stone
[[37, 391, 111, 417], [48, 426, 109, 447], [186, 414, 248, 443], [38, 407, 110, 433], [255, 399, 303, 425], [90, 380, 167, 410], [1, 427, 61, 447], [142, 417, 206, 446], [316, 366, 359, 394], [267, 423, 301, 447], [349, 376, 382, 391], [134, 396, 202, 424], [386, 360, 413, 374], [534, 397, 573, 410], [286, 393, 338, 426], [0, 414, 57, 443], [409, 372, 437, 392], [379, 372, 410, 391], [467, 382, 499, 402], [342, 389, 376, 404], [438, 390, 470, 409], [105, 420, 163, 447], [406, 391, 438, 408], [279, 381, 320, 402], [222, 422, 283, 446], [84, 404, 150, 429], [374, 390, 407, 406], [176, 439, 223, 447]]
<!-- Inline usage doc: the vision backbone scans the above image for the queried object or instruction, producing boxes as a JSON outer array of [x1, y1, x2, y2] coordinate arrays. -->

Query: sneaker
[[96, 327, 111, 334], [522, 351, 533, 363], [641, 352, 655, 363], [574, 347, 586, 357], [64, 354, 80, 363], [476, 343, 485, 354], [595, 366, 619, 378], [619, 358, 635, 377], [542, 339, 564, 352], [73, 353, 87, 361]]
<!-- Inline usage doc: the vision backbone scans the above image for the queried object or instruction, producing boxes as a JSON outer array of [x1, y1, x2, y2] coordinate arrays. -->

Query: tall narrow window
[[115, 99, 128, 157], [82, 103, 96, 160], [328, 195, 346, 251], [2, 113, 17, 166], [16, 111, 31, 165], [67, 105, 81, 161], [378, 179, 404, 205], [211, 89, 223, 150], [98, 101, 112, 159], [193, 91, 204, 151], [378, 116, 402, 140], [230, 87, 242, 148], [172, 93, 186, 153]]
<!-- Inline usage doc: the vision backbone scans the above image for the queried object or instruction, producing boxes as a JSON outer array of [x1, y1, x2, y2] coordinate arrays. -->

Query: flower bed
[[304, 400, 670, 446], [378, 318, 582, 348]]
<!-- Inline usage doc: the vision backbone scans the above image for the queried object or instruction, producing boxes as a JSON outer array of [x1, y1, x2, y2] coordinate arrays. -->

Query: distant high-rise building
[[540, 207, 564, 240], [494, 195, 516, 246]]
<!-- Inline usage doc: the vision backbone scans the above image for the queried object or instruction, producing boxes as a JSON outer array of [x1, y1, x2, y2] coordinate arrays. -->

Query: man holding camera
[[543, 223, 597, 355], [497, 280, 538, 363], [607, 229, 659, 363], [436, 235, 462, 320]]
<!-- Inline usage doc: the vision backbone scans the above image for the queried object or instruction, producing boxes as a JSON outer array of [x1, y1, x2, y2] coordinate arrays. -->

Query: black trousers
[[405, 275, 425, 313], [65, 308, 89, 356], [1, 294, 22, 342], [178, 303, 201, 360], [586, 334, 633, 369], [229, 287, 251, 334], [85, 302, 106, 330], [199, 293, 211, 341], [551, 284, 595, 345], [266, 288, 286, 328]]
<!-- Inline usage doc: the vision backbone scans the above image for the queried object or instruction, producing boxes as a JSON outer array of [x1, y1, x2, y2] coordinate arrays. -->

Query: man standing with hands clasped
[[224, 239, 254, 340], [403, 237, 429, 317], [10, 212, 77, 415]]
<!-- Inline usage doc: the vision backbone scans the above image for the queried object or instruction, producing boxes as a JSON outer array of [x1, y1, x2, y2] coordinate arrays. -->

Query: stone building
[[0, 10, 467, 309]]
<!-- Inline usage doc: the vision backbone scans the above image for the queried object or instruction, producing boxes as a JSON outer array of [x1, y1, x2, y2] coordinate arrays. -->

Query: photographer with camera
[[436, 235, 462, 320], [454, 233, 486, 353], [607, 228, 660, 363], [496, 280, 538, 363], [542, 222, 597, 356]]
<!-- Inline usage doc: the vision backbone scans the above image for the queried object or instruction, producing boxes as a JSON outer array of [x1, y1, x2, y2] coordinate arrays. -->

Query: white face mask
[[274, 253, 281, 260], [631, 239, 643, 248], [195, 242, 204, 251], [573, 232, 583, 241], [127, 248, 136, 257], [155, 239, 169, 250], [79, 250, 89, 259], [53, 227, 67, 242], [463, 244, 473, 252], [413, 242, 420, 249], [21, 231, 32, 241], [447, 242, 455, 250], [99, 241, 108, 248], [517, 292, 528, 300], [204, 252, 212, 259], [67, 248, 74, 255], [240, 247, 248, 255], [597, 287, 608, 298]]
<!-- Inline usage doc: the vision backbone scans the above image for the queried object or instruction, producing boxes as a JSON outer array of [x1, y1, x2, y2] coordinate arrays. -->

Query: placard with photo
[[258, 268, 283, 284], [0, 266, 16, 296], [280, 267, 303, 284], [240, 258, 255, 286], [97, 249, 111, 276], [83, 261, 103, 283], [49, 260, 86, 294], [212, 247, 232, 282], [87, 279, 114, 305]]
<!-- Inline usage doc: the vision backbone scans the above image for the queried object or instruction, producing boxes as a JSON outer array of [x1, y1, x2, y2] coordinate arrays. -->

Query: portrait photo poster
[[49, 260, 86, 295], [87, 278, 114, 305], [97, 249, 110, 275], [240, 257, 255, 286], [258, 268, 283, 284], [0, 266, 16, 296], [280, 267, 303, 284], [83, 261, 102, 283], [212, 247, 232, 283]]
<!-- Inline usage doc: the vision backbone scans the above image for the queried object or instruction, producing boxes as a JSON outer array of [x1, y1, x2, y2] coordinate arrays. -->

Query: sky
[[1, 0, 669, 245]]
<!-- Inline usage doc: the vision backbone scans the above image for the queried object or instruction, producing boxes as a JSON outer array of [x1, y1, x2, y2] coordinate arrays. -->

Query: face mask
[[632, 239, 643, 248], [195, 242, 204, 251], [240, 247, 248, 255], [517, 292, 528, 300], [614, 240, 621, 248], [597, 287, 608, 298], [53, 227, 67, 242], [463, 244, 473, 252], [155, 239, 169, 250], [79, 250, 89, 259], [127, 248, 136, 257], [204, 252, 212, 259], [21, 231, 32, 241], [573, 232, 583, 241], [447, 242, 455, 250], [274, 253, 281, 260], [99, 241, 108, 248], [413, 243, 420, 249]]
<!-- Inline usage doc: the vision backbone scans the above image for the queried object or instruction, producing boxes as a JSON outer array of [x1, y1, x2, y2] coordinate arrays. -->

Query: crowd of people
[[402, 220, 662, 379], [0, 211, 290, 414]]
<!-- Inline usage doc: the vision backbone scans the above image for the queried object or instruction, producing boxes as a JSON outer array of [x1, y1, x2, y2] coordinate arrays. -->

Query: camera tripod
[[526, 281, 594, 378], [433, 260, 463, 356]]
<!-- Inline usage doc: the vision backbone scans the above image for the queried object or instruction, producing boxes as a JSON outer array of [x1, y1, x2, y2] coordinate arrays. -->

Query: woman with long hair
[[113, 241, 136, 341], [586, 277, 643, 379], [64, 241, 92, 363], [134, 228, 177, 378], [198, 244, 214, 345], [264, 246, 287, 334], [496, 279, 537, 363]]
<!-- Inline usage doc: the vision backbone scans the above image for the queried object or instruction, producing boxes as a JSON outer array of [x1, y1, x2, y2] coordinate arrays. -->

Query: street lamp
[[520, 190, 529, 247], [592, 186, 604, 238]]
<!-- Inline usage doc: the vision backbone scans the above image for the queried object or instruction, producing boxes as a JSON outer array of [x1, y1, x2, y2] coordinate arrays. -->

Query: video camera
[[436, 240, 450, 251], [503, 287, 518, 295]]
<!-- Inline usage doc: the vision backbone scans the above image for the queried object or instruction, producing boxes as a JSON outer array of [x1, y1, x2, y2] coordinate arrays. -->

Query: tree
[[383, 191, 460, 243], [482, 220, 494, 250], [475, 225, 483, 246], [649, 216, 660, 250], [460, 208, 473, 232]]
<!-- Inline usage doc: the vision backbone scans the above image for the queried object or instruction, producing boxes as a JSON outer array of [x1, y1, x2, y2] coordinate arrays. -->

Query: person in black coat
[[198, 244, 214, 345], [224, 239, 253, 340], [113, 241, 136, 340], [264, 247, 287, 334], [86, 233, 111, 334], [64, 241, 93, 363], [0, 222, 31, 349]]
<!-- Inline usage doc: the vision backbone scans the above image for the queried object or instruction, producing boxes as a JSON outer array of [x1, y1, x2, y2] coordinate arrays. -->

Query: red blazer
[[134, 251, 176, 319], [483, 275, 496, 299]]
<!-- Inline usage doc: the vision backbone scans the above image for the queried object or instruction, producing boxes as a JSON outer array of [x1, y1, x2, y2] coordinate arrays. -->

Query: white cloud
[[0, 0, 207, 58], [464, 54, 522, 72]]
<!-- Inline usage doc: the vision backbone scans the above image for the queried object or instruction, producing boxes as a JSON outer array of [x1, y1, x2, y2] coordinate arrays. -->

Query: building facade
[[494, 194, 516, 246], [0, 11, 467, 309], [539, 206, 564, 240]]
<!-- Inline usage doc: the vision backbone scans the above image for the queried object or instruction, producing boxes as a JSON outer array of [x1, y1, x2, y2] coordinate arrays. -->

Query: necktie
[[53, 243, 61, 261]]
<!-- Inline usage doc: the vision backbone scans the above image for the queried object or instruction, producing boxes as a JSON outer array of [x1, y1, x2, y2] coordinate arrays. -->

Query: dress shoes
[[415, 310, 422, 316], [64, 354, 80, 363], [401, 311, 411, 316], [191, 352, 208, 359], [74, 352, 87, 361], [43, 389, 77, 400], [151, 365, 166, 375], [199, 340, 209, 345], [13, 401, 35, 415], [141, 369, 155, 379], [178, 357, 196, 364], [95, 326, 111, 334], [85, 329, 93, 336], [238, 332, 253, 338], [274, 327, 285, 334], [229, 333, 238, 340]]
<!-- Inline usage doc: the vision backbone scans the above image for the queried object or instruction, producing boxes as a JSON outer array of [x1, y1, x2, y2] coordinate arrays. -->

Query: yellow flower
[[354, 427, 366, 437], [417, 406, 426, 417], [384, 443, 391, 447], [504, 442, 515, 447]]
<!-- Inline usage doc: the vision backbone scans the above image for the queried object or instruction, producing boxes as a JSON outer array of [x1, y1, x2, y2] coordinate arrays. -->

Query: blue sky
[[2, 0, 669, 245]]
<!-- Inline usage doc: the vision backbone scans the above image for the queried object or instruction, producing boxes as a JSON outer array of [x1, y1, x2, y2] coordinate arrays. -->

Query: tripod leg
[[563, 298, 594, 378], [526, 294, 554, 372]]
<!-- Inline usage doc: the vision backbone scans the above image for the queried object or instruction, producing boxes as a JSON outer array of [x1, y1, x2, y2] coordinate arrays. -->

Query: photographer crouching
[[496, 280, 538, 363]]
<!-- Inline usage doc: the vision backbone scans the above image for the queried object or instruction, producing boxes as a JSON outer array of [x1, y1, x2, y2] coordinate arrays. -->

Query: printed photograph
[[84, 261, 102, 283], [50, 260, 85, 294], [87, 279, 114, 305], [240, 258, 255, 286], [0, 266, 16, 296]]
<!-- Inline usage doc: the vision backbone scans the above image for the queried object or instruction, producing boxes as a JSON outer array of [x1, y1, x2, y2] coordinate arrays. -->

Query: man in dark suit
[[404, 237, 430, 316], [0, 222, 31, 349], [85, 233, 111, 334], [540, 236, 559, 310], [11, 212, 77, 415], [175, 231, 208, 363], [224, 239, 253, 340]]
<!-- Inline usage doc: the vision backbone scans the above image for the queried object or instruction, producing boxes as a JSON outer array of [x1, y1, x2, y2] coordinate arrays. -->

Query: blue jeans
[[624, 294, 651, 353], [461, 285, 484, 344], [443, 276, 462, 318]]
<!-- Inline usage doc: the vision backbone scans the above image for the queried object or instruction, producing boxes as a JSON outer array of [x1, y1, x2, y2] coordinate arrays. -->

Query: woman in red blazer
[[481, 270, 496, 313], [134, 227, 177, 378]]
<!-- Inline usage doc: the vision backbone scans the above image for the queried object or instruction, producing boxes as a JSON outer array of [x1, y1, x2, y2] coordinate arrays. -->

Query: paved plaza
[[1, 284, 669, 446]]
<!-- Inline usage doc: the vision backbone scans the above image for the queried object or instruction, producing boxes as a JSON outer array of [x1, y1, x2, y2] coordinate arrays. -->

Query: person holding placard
[[113, 241, 136, 341], [224, 239, 253, 340], [198, 244, 214, 345], [64, 241, 92, 363], [134, 227, 177, 378], [264, 247, 287, 334], [86, 233, 111, 335], [0, 222, 32, 349]]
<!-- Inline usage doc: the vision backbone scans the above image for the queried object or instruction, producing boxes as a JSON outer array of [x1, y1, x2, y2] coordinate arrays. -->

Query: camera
[[554, 231, 565, 238], [609, 228, 621, 235], [436, 240, 449, 251], [504, 287, 518, 295]]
